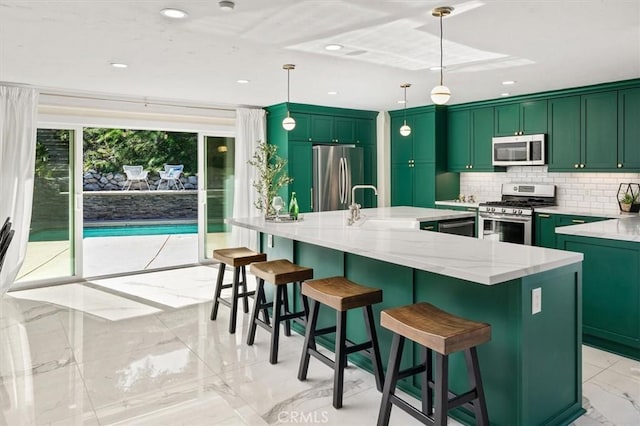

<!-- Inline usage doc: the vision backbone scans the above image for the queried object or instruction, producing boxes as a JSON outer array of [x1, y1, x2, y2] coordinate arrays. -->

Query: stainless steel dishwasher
[[437, 218, 476, 237]]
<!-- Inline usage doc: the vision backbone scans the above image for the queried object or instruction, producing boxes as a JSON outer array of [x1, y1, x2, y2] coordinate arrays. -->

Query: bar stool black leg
[[229, 266, 241, 334], [377, 334, 405, 426], [282, 284, 292, 337], [363, 305, 384, 392], [298, 299, 320, 381], [423, 347, 434, 416], [241, 265, 250, 313], [334, 310, 347, 409], [434, 353, 449, 426], [465, 347, 489, 426], [269, 285, 285, 364], [210, 263, 226, 320], [247, 278, 265, 346]]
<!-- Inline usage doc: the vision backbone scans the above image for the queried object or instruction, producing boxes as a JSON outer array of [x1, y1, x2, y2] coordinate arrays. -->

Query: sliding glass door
[[15, 128, 78, 284], [200, 135, 235, 260]]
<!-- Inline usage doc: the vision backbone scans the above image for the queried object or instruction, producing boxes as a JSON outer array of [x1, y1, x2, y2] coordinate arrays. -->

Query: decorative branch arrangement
[[248, 141, 293, 217]]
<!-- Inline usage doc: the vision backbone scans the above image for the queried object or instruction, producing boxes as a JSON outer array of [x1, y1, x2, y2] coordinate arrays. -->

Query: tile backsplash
[[459, 166, 640, 213]]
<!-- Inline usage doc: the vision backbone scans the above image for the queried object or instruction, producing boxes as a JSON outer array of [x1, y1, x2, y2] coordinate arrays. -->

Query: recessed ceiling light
[[502, 80, 516, 85], [110, 62, 128, 68], [219, 0, 235, 11], [160, 8, 188, 19], [501, 92, 510, 97], [429, 66, 444, 71], [236, 79, 250, 84], [328, 91, 338, 95], [397, 100, 406, 104], [325, 44, 343, 51]]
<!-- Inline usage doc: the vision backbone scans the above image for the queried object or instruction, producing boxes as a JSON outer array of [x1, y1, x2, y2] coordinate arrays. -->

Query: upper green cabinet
[[548, 96, 582, 170], [288, 112, 310, 141], [581, 91, 618, 170], [309, 115, 359, 144], [447, 107, 500, 172], [494, 100, 547, 136], [618, 88, 640, 170], [548, 91, 619, 171]]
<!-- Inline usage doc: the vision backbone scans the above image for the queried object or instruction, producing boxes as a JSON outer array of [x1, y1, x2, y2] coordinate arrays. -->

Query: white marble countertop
[[229, 207, 582, 286], [534, 205, 635, 219], [556, 216, 640, 242], [435, 200, 480, 209]]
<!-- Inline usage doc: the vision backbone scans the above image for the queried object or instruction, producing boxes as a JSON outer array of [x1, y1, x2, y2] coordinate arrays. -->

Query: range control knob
[[501, 208, 506, 214]]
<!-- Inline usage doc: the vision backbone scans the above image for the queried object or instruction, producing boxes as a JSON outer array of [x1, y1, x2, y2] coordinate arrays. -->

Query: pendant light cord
[[439, 13, 444, 86], [287, 69, 291, 103]]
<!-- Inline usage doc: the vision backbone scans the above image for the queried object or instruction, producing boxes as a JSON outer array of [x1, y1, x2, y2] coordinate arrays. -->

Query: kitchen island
[[229, 207, 585, 425], [557, 217, 640, 360]]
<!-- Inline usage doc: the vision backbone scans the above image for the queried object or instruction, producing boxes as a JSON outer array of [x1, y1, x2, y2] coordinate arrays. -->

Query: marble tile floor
[[1, 266, 638, 425]]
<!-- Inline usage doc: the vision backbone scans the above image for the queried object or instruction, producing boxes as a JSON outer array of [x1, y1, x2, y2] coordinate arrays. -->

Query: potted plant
[[248, 141, 293, 219], [619, 192, 637, 212]]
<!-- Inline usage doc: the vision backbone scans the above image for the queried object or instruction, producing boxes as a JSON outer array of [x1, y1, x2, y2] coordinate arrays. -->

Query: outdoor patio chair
[[158, 164, 185, 190], [122, 165, 150, 190], [0, 218, 14, 273]]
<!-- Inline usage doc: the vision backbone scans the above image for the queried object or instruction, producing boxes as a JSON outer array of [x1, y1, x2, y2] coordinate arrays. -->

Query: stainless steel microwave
[[492, 134, 546, 166]]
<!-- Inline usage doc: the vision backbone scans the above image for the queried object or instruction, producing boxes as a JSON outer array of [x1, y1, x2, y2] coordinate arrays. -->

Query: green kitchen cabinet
[[581, 91, 618, 170], [288, 112, 311, 141], [447, 107, 501, 172], [354, 118, 375, 145], [548, 91, 618, 171], [288, 141, 312, 213], [534, 212, 608, 248], [309, 114, 356, 143], [390, 106, 458, 208], [534, 213, 558, 248], [557, 234, 640, 360], [265, 102, 377, 209], [494, 100, 548, 136], [548, 96, 582, 171], [618, 88, 640, 170]]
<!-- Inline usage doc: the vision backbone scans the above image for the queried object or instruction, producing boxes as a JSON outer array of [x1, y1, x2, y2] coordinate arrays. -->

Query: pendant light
[[430, 6, 453, 105], [400, 83, 412, 137], [282, 64, 296, 131]]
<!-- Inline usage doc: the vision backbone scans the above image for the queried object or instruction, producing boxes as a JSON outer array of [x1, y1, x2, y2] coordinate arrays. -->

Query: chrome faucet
[[348, 185, 378, 225]]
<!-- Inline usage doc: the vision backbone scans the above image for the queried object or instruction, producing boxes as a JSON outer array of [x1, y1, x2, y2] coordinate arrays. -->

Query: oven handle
[[478, 213, 532, 223]]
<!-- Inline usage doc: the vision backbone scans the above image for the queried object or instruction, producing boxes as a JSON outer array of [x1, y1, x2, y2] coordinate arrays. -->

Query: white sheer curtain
[[231, 108, 265, 250], [0, 86, 39, 296]]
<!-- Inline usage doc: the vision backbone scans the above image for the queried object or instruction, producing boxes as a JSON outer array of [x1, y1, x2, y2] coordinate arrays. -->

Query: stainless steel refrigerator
[[312, 144, 364, 211]]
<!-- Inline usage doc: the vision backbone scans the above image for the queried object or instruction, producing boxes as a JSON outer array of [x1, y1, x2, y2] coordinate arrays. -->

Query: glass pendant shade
[[282, 114, 296, 131], [400, 122, 411, 136], [430, 85, 451, 105]]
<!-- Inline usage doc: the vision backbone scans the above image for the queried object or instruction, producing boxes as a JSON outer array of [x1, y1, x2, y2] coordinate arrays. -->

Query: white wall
[[460, 166, 640, 213]]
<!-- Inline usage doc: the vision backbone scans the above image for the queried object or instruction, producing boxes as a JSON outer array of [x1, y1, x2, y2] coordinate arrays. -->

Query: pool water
[[29, 223, 226, 241]]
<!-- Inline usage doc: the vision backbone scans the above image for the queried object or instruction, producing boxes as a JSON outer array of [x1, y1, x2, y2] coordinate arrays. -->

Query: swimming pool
[[84, 223, 198, 238]]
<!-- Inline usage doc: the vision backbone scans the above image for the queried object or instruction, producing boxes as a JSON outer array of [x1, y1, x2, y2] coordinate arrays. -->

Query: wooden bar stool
[[298, 276, 384, 409], [210, 247, 266, 334], [377, 302, 491, 426], [247, 259, 313, 364]]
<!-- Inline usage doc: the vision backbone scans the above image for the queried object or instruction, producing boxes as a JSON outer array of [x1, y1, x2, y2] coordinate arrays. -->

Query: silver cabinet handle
[[310, 187, 313, 211], [572, 219, 586, 224], [538, 214, 551, 218]]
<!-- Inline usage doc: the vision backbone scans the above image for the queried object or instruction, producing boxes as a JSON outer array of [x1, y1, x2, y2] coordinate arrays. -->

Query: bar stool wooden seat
[[210, 247, 266, 334], [377, 302, 491, 426], [247, 259, 313, 364], [298, 276, 384, 409]]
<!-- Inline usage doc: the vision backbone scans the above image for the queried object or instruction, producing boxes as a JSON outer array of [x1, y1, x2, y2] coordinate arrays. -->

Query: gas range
[[477, 184, 556, 245], [478, 184, 556, 216]]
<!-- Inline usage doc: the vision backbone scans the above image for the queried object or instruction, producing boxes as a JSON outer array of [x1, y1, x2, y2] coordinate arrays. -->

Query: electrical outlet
[[267, 234, 274, 248], [532, 287, 542, 315]]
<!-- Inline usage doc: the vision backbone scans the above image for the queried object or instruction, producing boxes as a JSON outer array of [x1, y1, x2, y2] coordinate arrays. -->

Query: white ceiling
[[1, 0, 639, 112]]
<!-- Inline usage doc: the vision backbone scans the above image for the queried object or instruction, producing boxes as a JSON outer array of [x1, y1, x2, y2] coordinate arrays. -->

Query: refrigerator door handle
[[343, 156, 350, 205], [339, 157, 345, 204]]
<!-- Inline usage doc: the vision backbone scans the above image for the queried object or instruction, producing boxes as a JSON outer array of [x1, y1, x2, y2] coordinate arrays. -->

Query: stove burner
[[480, 199, 555, 209]]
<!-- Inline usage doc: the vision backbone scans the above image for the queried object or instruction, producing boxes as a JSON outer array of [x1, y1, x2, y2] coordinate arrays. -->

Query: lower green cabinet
[[534, 213, 607, 248], [557, 233, 640, 359]]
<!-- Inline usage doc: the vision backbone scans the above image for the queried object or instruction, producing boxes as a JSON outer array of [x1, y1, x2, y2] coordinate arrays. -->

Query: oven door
[[478, 213, 532, 245]]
